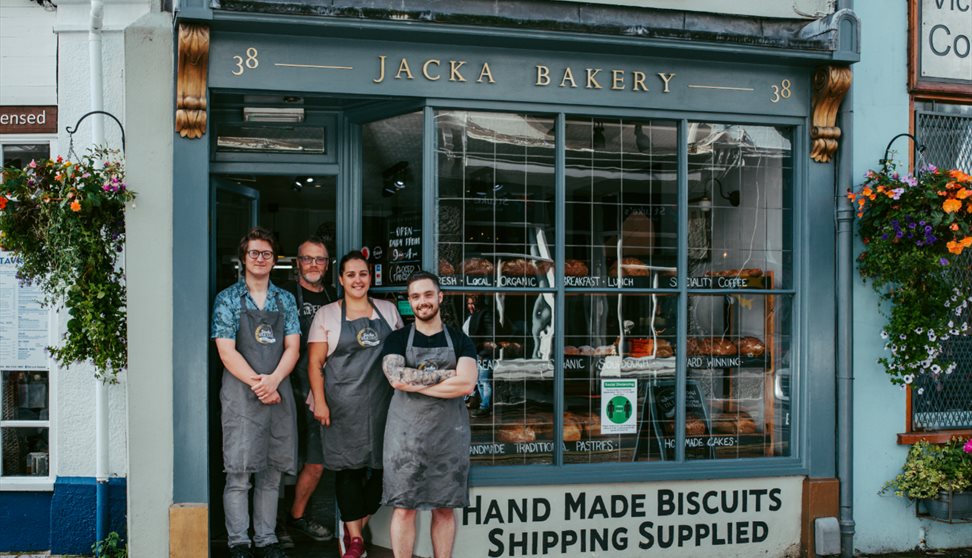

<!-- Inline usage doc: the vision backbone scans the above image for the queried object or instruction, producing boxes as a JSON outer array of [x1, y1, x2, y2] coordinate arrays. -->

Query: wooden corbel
[[809, 65, 852, 163], [176, 23, 209, 139]]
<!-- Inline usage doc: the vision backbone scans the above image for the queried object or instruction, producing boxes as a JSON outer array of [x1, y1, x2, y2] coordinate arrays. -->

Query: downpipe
[[89, 0, 110, 550]]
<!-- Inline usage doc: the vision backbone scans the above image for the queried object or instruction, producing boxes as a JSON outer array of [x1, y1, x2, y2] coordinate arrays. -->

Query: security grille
[[912, 102, 972, 430]]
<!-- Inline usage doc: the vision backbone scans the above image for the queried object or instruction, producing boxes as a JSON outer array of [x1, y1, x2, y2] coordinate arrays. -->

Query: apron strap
[[295, 284, 303, 308], [406, 324, 455, 354]]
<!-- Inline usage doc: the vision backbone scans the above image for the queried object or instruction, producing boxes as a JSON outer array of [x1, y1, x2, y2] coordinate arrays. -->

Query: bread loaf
[[438, 259, 455, 276], [501, 258, 536, 276], [564, 259, 589, 277], [738, 336, 765, 357], [462, 257, 494, 276], [609, 257, 649, 277], [497, 425, 535, 443]]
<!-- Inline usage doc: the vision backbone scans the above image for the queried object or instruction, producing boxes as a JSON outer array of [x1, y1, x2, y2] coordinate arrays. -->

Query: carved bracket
[[810, 65, 852, 163], [176, 23, 210, 139]]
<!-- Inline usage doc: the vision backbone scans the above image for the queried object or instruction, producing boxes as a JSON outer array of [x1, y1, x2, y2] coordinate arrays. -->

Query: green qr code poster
[[600, 379, 637, 434]]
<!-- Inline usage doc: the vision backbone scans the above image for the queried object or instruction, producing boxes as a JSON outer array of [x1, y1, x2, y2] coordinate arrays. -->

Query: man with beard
[[281, 237, 336, 544], [380, 272, 477, 558]]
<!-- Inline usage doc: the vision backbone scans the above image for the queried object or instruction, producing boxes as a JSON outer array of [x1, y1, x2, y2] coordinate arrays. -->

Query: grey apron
[[220, 292, 298, 474], [322, 299, 393, 471], [382, 325, 471, 509], [292, 285, 333, 401]]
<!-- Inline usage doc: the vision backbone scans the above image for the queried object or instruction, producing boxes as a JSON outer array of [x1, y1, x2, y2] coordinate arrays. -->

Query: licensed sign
[[0, 106, 57, 134]]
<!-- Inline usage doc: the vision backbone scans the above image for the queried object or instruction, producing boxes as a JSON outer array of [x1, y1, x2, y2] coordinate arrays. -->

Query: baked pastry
[[711, 338, 737, 356], [562, 412, 584, 442], [535, 260, 553, 276], [501, 258, 537, 276], [685, 337, 736, 356], [564, 345, 581, 356], [609, 257, 649, 277], [564, 259, 589, 277], [738, 336, 765, 358], [685, 418, 707, 436], [578, 345, 596, 356], [462, 257, 494, 276], [713, 413, 758, 434], [629, 338, 673, 358], [438, 259, 455, 276], [498, 425, 535, 443], [594, 345, 617, 356], [498, 341, 523, 358]]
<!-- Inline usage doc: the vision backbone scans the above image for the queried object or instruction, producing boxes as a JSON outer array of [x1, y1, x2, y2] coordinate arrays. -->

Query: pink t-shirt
[[306, 298, 403, 356]]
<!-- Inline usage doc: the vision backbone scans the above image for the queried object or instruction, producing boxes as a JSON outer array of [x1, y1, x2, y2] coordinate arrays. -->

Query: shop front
[[171, 5, 858, 556]]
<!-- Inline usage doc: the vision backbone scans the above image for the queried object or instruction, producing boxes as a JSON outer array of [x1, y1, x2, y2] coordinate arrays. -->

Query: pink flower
[[964, 438, 972, 454], [28, 160, 37, 169]]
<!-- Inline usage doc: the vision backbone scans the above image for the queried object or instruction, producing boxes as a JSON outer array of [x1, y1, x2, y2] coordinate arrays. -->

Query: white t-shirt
[[306, 298, 403, 356]]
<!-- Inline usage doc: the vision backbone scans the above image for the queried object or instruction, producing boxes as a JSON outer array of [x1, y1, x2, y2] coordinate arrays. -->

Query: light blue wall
[[851, 1, 972, 552]]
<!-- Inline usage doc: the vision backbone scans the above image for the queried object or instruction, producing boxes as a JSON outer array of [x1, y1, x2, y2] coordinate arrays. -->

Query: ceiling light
[[242, 107, 305, 123]]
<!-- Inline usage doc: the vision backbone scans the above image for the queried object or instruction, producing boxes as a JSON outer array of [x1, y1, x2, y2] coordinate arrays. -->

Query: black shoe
[[255, 543, 288, 558], [471, 407, 492, 418], [288, 514, 334, 541], [229, 545, 254, 558]]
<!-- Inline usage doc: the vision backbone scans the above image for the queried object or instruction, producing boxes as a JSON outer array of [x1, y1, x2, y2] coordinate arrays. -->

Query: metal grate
[[915, 102, 972, 173], [912, 252, 972, 430]]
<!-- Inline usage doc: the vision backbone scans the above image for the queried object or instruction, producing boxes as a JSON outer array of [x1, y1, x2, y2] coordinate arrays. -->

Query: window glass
[[686, 124, 793, 289], [442, 291, 555, 466], [563, 293, 677, 463], [2, 144, 49, 170], [435, 111, 555, 288], [2, 371, 50, 477], [565, 118, 678, 286], [685, 295, 792, 459], [362, 112, 423, 287]]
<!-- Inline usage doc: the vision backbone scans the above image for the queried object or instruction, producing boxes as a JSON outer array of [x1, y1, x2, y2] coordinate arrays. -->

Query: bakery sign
[[919, 0, 972, 82], [455, 477, 802, 558], [0, 106, 57, 134]]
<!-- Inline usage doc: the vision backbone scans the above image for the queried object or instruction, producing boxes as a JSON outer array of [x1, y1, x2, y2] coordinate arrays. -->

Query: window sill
[[897, 430, 972, 445], [0, 477, 54, 492]]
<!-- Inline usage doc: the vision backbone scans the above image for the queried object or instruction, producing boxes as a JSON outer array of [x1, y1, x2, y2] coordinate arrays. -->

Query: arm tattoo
[[382, 354, 455, 386]]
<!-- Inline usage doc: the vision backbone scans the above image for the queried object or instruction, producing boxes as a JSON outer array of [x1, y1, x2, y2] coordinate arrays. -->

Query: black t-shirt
[[381, 323, 477, 363], [282, 281, 337, 345]]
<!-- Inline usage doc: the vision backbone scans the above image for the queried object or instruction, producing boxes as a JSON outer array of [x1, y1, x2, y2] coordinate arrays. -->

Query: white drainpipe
[[89, 0, 109, 548]]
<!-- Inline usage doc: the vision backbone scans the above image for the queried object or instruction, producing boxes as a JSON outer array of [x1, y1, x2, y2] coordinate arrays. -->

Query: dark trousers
[[335, 468, 383, 521]]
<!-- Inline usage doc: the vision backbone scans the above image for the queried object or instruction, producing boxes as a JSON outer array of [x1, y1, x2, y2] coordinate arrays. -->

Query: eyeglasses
[[298, 256, 328, 266], [246, 250, 274, 261]]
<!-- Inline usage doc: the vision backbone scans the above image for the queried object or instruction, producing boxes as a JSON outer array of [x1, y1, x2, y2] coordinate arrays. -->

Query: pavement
[[859, 550, 972, 558]]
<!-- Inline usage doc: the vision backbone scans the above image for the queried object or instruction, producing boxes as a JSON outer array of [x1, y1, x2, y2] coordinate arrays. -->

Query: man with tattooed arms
[[380, 271, 477, 558]]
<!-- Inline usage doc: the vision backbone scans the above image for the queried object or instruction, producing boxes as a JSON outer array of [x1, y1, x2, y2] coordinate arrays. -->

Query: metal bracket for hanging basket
[[65, 110, 126, 159]]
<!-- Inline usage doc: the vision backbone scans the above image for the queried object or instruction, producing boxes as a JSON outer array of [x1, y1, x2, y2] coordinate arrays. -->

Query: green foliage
[[881, 437, 972, 500], [849, 164, 972, 387], [0, 148, 135, 382], [92, 531, 127, 558]]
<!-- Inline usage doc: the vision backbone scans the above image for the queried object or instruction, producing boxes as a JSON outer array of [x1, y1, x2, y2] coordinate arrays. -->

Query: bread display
[[562, 412, 584, 442], [685, 418, 707, 436], [685, 337, 737, 357], [438, 258, 455, 276], [738, 336, 766, 358], [712, 412, 758, 435], [501, 258, 537, 276], [609, 257, 650, 277], [564, 259, 589, 277], [498, 341, 523, 358], [564, 345, 581, 356], [497, 424, 536, 443], [462, 257, 494, 276], [535, 260, 553, 276], [629, 338, 673, 358], [577, 345, 595, 356], [593, 345, 617, 356], [705, 268, 763, 278]]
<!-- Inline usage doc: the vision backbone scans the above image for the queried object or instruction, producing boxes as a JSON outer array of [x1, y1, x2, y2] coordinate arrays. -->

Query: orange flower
[[862, 187, 873, 197], [0, 196, 7, 210], [857, 212, 863, 218], [846, 192, 856, 201], [70, 200, 81, 212], [947, 240, 964, 255], [952, 223, 960, 231], [949, 169, 972, 183], [943, 198, 962, 213], [962, 237, 972, 248], [956, 188, 971, 200]]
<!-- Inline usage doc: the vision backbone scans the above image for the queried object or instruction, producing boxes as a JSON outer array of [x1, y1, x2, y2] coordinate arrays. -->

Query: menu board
[[649, 379, 721, 460], [0, 252, 49, 370], [386, 218, 422, 286]]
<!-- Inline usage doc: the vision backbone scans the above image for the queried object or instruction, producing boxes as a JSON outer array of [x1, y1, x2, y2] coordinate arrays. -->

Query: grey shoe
[[288, 515, 334, 541]]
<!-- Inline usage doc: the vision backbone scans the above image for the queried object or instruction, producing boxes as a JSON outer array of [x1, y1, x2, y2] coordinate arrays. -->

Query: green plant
[[0, 148, 135, 382], [881, 437, 972, 500], [848, 164, 972, 387], [92, 531, 127, 558]]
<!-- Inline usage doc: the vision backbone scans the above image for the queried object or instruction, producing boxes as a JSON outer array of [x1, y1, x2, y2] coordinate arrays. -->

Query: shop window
[[1, 143, 50, 170], [909, 102, 972, 433], [362, 112, 424, 287], [429, 113, 794, 466]]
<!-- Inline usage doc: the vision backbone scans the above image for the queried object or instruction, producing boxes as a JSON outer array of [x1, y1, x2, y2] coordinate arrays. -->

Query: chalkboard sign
[[648, 379, 715, 460], [386, 217, 422, 286]]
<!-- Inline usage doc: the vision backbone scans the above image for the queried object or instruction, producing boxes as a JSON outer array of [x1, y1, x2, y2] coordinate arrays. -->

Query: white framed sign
[[919, 0, 972, 82], [0, 252, 49, 370]]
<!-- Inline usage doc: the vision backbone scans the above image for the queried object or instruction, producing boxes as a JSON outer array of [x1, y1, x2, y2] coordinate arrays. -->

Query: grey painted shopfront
[[171, 3, 859, 556]]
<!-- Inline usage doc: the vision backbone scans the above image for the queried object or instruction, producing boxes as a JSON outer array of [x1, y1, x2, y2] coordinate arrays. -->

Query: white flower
[[903, 374, 914, 384], [881, 330, 889, 339], [915, 327, 924, 334], [899, 334, 907, 340], [917, 387, 925, 395], [946, 363, 956, 375], [963, 323, 969, 332], [928, 331, 938, 341], [948, 321, 954, 328], [931, 364, 942, 374]]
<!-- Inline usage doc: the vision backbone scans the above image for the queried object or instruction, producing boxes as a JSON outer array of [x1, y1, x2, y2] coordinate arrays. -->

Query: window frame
[[408, 101, 810, 485], [0, 135, 58, 490]]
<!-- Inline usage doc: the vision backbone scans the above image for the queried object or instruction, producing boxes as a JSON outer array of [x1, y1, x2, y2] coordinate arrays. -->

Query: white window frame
[[0, 135, 58, 491]]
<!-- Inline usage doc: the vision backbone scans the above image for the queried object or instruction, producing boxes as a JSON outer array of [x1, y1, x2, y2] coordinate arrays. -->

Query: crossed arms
[[382, 354, 477, 399]]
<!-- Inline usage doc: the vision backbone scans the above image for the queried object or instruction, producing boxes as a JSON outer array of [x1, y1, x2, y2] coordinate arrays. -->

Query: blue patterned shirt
[[211, 280, 300, 340]]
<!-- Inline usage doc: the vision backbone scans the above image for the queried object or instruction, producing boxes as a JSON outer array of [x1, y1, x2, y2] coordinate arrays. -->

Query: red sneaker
[[342, 537, 366, 558]]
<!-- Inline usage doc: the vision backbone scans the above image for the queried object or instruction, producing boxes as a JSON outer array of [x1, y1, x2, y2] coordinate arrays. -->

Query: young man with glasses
[[211, 227, 302, 558], [280, 237, 336, 545]]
